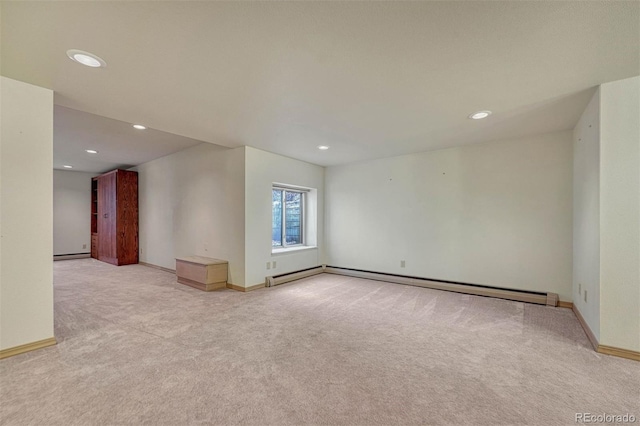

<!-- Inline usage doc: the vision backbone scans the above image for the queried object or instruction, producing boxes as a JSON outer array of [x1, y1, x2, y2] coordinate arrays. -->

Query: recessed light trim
[[85, 149, 98, 154], [469, 110, 492, 120], [133, 124, 146, 130], [66, 49, 106, 68], [63, 165, 73, 169], [317, 145, 330, 150]]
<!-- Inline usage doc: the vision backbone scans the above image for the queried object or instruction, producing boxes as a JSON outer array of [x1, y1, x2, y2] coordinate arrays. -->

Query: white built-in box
[[175, 256, 228, 291]]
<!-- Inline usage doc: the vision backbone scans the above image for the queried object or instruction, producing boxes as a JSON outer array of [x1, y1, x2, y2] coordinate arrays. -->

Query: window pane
[[285, 191, 302, 245], [272, 189, 282, 247]]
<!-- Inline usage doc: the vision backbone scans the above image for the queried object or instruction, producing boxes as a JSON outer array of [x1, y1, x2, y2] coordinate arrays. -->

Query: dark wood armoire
[[91, 169, 138, 266]]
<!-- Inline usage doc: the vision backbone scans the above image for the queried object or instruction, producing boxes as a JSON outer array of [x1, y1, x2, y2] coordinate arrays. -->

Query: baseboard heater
[[324, 266, 558, 307], [53, 253, 91, 261], [266, 266, 325, 287]]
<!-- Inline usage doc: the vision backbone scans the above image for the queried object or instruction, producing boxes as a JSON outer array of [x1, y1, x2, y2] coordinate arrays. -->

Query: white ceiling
[[53, 106, 215, 173], [2, 1, 639, 167]]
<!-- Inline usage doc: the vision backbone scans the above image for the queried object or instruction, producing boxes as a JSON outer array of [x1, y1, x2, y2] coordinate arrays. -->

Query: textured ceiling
[[2, 1, 639, 167]]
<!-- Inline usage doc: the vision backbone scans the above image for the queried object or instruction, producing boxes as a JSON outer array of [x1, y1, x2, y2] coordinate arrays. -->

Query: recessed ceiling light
[[63, 165, 73, 169], [85, 149, 98, 154], [133, 124, 146, 130], [469, 110, 492, 120], [66, 49, 106, 68], [318, 145, 330, 150]]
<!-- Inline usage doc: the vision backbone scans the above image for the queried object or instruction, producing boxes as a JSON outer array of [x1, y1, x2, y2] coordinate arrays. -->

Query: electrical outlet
[[579, 283, 581, 295], [82, 244, 87, 249], [203, 243, 208, 252], [584, 290, 588, 303], [266, 262, 271, 270], [272, 261, 277, 268], [400, 260, 406, 268]]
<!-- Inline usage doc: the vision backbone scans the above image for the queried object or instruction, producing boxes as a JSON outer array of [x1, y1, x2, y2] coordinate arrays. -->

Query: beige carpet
[[0, 259, 638, 425]]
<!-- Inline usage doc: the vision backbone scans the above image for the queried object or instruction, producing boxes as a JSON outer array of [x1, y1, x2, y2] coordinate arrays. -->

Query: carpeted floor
[[1, 259, 638, 425]]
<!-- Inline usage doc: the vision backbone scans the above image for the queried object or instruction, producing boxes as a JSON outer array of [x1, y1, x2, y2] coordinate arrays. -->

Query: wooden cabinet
[[90, 234, 98, 258], [91, 179, 98, 258], [91, 169, 138, 266]]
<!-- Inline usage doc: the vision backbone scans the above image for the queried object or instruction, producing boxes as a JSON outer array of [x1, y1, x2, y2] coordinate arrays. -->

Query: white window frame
[[272, 185, 307, 249]]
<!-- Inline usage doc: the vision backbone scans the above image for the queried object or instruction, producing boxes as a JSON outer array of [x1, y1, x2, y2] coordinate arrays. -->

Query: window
[[272, 187, 305, 248]]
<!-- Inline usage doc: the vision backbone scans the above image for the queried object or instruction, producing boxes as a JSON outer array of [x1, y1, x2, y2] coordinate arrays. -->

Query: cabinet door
[[115, 171, 139, 265], [97, 173, 117, 264]]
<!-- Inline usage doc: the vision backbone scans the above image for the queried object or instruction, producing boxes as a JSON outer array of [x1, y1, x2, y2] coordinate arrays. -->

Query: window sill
[[271, 246, 317, 255]]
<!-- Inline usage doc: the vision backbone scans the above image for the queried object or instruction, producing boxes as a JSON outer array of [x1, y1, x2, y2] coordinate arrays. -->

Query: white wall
[[244, 147, 324, 287], [53, 170, 95, 256], [135, 144, 246, 285], [572, 89, 601, 340], [326, 131, 574, 301], [0, 77, 54, 350], [599, 76, 640, 352]]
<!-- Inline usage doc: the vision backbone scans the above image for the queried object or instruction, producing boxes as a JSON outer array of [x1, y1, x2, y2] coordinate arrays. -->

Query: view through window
[[272, 188, 303, 247]]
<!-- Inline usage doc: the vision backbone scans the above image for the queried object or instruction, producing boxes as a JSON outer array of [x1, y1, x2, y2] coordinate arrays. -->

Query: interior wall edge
[[572, 304, 599, 351]]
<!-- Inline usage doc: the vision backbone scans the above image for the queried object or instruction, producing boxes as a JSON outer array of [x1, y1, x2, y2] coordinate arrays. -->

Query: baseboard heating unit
[[265, 265, 557, 306], [324, 266, 558, 306], [53, 253, 91, 261], [266, 266, 325, 287]]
